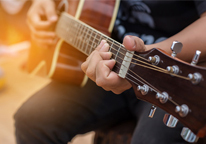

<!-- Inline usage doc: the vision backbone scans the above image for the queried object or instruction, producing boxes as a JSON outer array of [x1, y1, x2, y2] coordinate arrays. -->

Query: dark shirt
[[112, 0, 206, 44]]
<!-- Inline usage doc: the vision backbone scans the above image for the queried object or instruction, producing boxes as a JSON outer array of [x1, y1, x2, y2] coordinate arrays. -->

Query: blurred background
[[0, 0, 94, 144]]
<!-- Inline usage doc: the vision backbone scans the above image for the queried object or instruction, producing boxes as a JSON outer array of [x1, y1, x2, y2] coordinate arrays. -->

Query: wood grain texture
[[127, 48, 206, 137]]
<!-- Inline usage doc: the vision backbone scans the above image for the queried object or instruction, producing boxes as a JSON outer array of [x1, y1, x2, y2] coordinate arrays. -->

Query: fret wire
[[59, 15, 144, 62], [59, 22, 137, 67], [85, 27, 92, 55], [75, 23, 82, 48], [66, 19, 75, 44], [59, 21, 125, 63], [109, 40, 114, 52], [89, 31, 98, 55], [77, 24, 85, 50], [58, 23, 190, 81], [73, 22, 82, 47], [92, 32, 101, 51], [59, 17, 128, 58], [98, 33, 103, 46], [82, 27, 92, 56], [69, 18, 80, 47], [57, 15, 191, 86], [81, 25, 88, 52], [60, 17, 166, 73], [114, 43, 121, 60]]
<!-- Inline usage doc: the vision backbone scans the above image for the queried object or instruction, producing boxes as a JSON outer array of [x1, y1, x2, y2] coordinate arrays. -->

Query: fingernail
[[101, 43, 109, 50], [127, 36, 136, 49], [98, 40, 105, 48], [111, 59, 116, 63], [108, 52, 113, 58]]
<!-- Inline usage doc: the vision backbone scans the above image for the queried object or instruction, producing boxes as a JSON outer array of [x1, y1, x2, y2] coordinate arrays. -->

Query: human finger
[[99, 52, 112, 60], [123, 35, 146, 52], [27, 11, 52, 31], [96, 40, 107, 51], [96, 60, 132, 94], [44, 0, 58, 22], [82, 40, 108, 72], [82, 51, 103, 81]]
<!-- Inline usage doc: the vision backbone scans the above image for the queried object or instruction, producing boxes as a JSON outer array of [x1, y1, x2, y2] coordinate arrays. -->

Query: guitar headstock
[[127, 42, 206, 142]]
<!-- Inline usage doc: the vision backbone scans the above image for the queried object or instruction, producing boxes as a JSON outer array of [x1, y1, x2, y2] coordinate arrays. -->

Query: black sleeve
[[194, 0, 206, 16]]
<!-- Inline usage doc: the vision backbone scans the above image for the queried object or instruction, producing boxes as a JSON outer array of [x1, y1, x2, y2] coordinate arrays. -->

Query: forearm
[[146, 12, 206, 63]]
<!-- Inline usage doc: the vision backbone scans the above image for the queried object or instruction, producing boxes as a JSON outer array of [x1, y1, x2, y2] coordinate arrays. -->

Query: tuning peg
[[148, 105, 157, 118], [166, 65, 179, 74], [137, 84, 149, 95], [191, 50, 201, 65], [148, 55, 160, 65], [181, 127, 199, 143], [156, 92, 169, 104], [188, 72, 202, 84], [171, 41, 183, 57], [163, 114, 178, 128], [175, 104, 189, 117]]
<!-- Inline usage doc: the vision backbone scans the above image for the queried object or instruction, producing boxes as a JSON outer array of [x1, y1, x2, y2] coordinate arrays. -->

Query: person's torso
[[112, 0, 199, 44]]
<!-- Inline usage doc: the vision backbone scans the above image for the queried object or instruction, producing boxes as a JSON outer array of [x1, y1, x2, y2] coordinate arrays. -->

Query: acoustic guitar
[[27, 0, 206, 142], [27, 0, 119, 86]]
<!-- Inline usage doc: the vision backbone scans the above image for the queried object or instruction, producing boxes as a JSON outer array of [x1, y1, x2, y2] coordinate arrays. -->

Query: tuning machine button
[[181, 127, 199, 143], [163, 114, 178, 128], [148, 55, 160, 65], [166, 65, 179, 74], [188, 72, 202, 84], [191, 50, 201, 65], [175, 104, 189, 117], [137, 84, 149, 95], [156, 92, 169, 103], [148, 105, 157, 118], [171, 41, 183, 57]]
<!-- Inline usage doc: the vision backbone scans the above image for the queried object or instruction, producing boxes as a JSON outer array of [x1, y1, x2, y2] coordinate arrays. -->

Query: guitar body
[[27, 0, 119, 86]]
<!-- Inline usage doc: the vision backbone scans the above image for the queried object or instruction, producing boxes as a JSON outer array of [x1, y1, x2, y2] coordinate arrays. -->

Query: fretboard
[[55, 12, 133, 77]]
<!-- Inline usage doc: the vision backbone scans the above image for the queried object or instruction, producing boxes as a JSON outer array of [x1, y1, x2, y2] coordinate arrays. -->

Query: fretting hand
[[81, 35, 147, 94]]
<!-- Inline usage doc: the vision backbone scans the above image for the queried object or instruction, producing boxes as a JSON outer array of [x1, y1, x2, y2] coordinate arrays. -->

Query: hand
[[27, 0, 58, 47], [81, 35, 146, 94]]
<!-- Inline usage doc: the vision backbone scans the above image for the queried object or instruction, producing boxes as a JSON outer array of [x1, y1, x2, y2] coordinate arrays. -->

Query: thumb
[[45, 1, 58, 22], [123, 35, 146, 52]]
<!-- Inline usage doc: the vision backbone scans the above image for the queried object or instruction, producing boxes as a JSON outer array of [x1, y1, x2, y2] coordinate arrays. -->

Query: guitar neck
[[55, 13, 206, 139], [55, 12, 133, 78]]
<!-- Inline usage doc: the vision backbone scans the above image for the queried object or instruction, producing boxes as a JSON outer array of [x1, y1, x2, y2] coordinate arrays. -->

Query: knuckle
[[86, 69, 94, 78], [96, 78, 104, 87]]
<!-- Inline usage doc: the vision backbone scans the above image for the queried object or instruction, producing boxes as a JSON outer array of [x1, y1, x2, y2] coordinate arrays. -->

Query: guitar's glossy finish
[[26, 0, 206, 139], [27, 0, 117, 85], [126, 48, 206, 137]]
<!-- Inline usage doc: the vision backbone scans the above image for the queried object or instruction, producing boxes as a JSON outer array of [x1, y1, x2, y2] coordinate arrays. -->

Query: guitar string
[[115, 61, 160, 93], [114, 62, 179, 106], [58, 22, 162, 94], [60, 17, 186, 76], [113, 63, 159, 92], [59, 21, 180, 106], [60, 16, 165, 67], [60, 16, 148, 61], [58, 22, 190, 81], [58, 23, 163, 94], [59, 17, 181, 106]]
